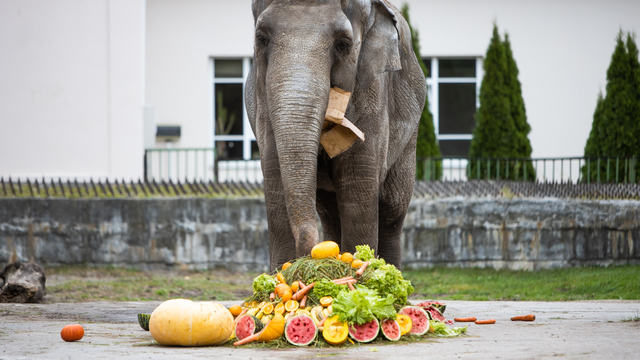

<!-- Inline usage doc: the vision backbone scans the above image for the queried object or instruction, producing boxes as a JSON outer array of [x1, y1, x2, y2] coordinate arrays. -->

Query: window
[[212, 58, 255, 160], [423, 57, 482, 157]]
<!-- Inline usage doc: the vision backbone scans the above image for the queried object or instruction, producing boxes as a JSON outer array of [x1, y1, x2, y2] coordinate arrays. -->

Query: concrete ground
[[0, 300, 639, 360]]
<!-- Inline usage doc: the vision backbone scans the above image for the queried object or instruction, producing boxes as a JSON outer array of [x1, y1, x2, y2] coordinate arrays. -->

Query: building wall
[[145, 0, 640, 159], [145, 0, 254, 150], [0, 0, 146, 181]]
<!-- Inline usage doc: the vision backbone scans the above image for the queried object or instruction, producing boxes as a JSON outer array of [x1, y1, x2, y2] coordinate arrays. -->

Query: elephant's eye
[[334, 38, 351, 56], [256, 32, 270, 48]]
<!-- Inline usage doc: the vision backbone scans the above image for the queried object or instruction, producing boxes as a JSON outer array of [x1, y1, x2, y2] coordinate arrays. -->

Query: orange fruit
[[291, 281, 300, 293], [337, 254, 342, 260], [341, 252, 354, 263], [284, 300, 299, 313], [276, 272, 287, 284], [319, 296, 333, 307], [262, 303, 274, 315], [229, 304, 243, 317], [351, 259, 364, 268], [274, 302, 285, 315], [282, 262, 292, 270]]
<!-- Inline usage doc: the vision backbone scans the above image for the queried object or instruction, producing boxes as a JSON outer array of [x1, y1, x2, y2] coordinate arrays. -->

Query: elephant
[[245, 0, 426, 270]]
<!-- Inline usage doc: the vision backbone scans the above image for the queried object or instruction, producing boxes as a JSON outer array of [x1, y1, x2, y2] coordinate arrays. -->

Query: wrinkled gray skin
[[246, 0, 426, 269]]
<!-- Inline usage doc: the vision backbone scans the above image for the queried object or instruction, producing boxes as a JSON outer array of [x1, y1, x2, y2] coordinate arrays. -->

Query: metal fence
[[144, 148, 262, 183], [418, 156, 639, 184], [144, 149, 639, 185]]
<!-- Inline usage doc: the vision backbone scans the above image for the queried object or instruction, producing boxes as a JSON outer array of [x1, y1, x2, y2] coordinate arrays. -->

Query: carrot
[[475, 319, 496, 325], [347, 282, 356, 291], [234, 319, 270, 346], [454, 317, 477, 322], [300, 295, 308, 308], [511, 314, 535, 321], [355, 261, 369, 277], [318, 316, 327, 327], [333, 278, 356, 285], [332, 276, 354, 282], [269, 292, 276, 301], [292, 282, 315, 301], [298, 280, 306, 289]]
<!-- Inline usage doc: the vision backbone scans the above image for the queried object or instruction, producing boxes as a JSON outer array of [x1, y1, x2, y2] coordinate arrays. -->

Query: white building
[[1, 0, 639, 181]]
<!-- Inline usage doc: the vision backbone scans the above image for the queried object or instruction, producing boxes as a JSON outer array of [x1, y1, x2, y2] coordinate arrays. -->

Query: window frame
[[425, 57, 483, 143], [211, 57, 254, 160]]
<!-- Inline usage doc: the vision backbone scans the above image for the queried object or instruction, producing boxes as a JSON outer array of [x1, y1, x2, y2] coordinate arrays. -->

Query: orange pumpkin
[[60, 324, 84, 342], [257, 313, 285, 342]]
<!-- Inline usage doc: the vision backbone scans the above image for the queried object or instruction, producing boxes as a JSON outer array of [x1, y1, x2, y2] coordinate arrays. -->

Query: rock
[[0, 262, 46, 303]]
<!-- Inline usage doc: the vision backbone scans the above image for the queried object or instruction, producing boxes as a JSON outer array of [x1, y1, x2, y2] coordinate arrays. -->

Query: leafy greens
[[332, 286, 396, 325], [364, 264, 414, 305], [252, 273, 277, 295]]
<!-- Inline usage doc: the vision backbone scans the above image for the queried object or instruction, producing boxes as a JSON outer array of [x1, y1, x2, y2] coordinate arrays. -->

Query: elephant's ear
[[357, 0, 402, 88], [252, 0, 273, 22]]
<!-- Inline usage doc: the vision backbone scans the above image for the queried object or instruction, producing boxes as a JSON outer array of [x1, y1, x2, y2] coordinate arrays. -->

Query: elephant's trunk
[[266, 59, 331, 257]]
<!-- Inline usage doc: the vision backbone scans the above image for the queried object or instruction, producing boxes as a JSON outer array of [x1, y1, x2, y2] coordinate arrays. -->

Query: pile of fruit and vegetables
[[229, 241, 467, 347], [139, 241, 467, 348]]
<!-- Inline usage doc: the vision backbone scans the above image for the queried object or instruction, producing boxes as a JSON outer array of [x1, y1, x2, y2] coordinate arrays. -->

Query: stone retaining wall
[[1, 197, 639, 271]]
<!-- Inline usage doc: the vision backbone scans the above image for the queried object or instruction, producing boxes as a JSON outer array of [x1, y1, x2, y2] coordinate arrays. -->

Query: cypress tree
[[401, 4, 442, 180], [504, 34, 535, 180], [468, 25, 519, 179], [582, 32, 640, 183]]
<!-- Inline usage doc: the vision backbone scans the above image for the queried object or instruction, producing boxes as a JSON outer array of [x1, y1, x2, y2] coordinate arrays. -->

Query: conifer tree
[[401, 4, 441, 180], [504, 34, 535, 180], [582, 32, 640, 183], [468, 25, 519, 179]]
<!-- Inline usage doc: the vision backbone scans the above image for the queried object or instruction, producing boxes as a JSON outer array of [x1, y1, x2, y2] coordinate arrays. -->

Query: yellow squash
[[322, 315, 349, 345], [311, 241, 340, 259], [149, 299, 233, 346]]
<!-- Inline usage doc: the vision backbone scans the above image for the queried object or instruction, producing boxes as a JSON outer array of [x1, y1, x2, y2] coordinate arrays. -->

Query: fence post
[[487, 158, 490, 180], [597, 158, 600, 183], [497, 159, 500, 181], [587, 158, 590, 184], [144, 150, 148, 182], [631, 158, 636, 183], [424, 158, 429, 181]]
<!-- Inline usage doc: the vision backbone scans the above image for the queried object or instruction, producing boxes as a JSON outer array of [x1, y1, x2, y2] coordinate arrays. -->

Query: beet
[[284, 315, 317, 346], [348, 318, 379, 343], [399, 306, 430, 335], [380, 319, 401, 341], [235, 315, 263, 340]]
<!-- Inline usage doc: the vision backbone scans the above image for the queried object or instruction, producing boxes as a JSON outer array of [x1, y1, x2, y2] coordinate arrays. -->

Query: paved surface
[[1, 300, 639, 359]]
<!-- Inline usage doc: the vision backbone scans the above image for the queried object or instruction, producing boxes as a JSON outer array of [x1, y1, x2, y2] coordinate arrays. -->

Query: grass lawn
[[405, 265, 640, 301], [44, 264, 640, 303]]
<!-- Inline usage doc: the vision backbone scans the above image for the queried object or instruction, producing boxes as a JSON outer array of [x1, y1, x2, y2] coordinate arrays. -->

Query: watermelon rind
[[284, 315, 317, 346], [417, 301, 447, 315], [424, 306, 445, 322], [399, 306, 430, 336], [348, 318, 379, 343], [235, 315, 264, 340], [380, 319, 401, 341], [137, 313, 151, 331]]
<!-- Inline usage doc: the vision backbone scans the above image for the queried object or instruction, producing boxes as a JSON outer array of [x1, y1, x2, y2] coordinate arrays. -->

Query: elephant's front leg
[[262, 156, 297, 270], [332, 157, 380, 255]]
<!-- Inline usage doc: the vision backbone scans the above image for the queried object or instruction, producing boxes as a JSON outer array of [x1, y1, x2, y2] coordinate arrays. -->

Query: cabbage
[[364, 264, 414, 305], [429, 320, 467, 336]]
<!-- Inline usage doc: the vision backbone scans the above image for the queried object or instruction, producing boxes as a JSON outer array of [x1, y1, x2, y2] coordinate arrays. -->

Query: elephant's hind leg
[[378, 149, 416, 269]]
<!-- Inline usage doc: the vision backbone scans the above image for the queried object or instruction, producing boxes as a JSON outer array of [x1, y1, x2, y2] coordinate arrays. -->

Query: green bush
[[582, 31, 640, 183], [401, 4, 442, 180]]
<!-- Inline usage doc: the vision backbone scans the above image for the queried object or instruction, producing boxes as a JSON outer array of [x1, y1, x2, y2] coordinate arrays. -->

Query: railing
[[144, 148, 262, 183], [144, 149, 639, 185], [418, 156, 639, 184]]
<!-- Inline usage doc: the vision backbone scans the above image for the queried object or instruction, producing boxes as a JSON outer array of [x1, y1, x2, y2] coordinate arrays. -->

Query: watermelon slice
[[416, 301, 447, 315], [284, 315, 317, 346], [348, 318, 379, 343], [399, 306, 430, 335], [235, 315, 264, 340], [380, 319, 401, 341], [423, 306, 445, 322]]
